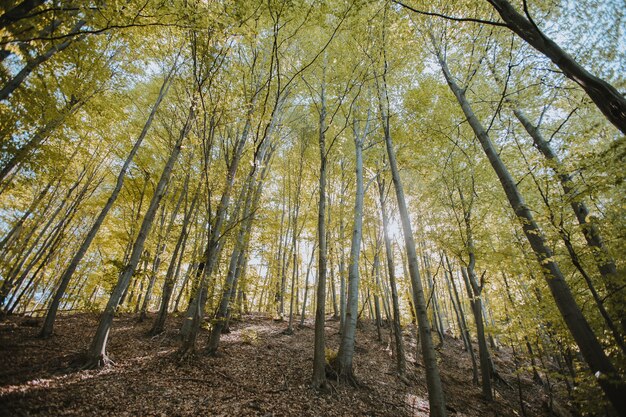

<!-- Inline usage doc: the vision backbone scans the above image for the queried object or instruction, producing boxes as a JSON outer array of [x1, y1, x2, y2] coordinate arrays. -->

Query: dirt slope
[[0, 312, 562, 416]]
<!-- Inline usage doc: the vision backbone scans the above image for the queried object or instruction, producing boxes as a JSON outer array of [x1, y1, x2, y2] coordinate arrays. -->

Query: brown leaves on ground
[[0, 313, 559, 416]]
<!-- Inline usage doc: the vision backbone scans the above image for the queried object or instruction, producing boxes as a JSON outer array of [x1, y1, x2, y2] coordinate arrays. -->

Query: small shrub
[[241, 328, 258, 345], [325, 347, 338, 364]]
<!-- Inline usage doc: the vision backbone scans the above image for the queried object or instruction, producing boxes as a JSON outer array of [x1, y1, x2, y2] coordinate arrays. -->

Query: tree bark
[[0, 0, 46, 30], [312, 62, 328, 390], [39, 72, 173, 337], [299, 240, 316, 327], [486, 0, 626, 134], [336, 114, 365, 383], [85, 103, 192, 367], [207, 139, 274, 353], [434, 43, 625, 412], [510, 107, 624, 333], [150, 184, 199, 335], [179, 91, 255, 357], [377, 175, 407, 377], [0, 99, 85, 186], [0, 19, 86, 101], [378, 69, 448, 415]]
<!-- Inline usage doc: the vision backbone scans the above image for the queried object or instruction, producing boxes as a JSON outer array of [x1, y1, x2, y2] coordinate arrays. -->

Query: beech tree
[[1, 1, 623, 415]]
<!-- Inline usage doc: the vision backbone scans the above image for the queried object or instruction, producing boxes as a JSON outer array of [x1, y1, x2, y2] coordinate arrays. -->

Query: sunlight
[[386, 217, 404, 241]]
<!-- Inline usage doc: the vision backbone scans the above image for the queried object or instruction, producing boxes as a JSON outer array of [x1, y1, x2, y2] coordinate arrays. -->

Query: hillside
[[0, 313, 566, 416]]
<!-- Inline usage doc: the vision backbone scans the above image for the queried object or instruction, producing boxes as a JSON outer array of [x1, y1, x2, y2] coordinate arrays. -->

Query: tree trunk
[[487, 0, 626, 134], [150, 184, 199, 335], [1, 165, 87, 309], [287, 140, 305, 333], [461, 267, 493, 400], [0, 19, 86, 101], [336, 116, 365, 384], [39, 71, 173, 337], [435, 43, 625, 412], [84, 103, 192, 367], [378, 52, 447, 414], [0, 99, 85, 186], [0, 182, 51, 254], [139, 182, 184, 322], [373, 250, 383, 342], [445, 255, 478, 384], [338, 161, 347, 332], [179, 89, 257, 357], [207, 139, 274, 353], [0, 0, 46, 30], [299, 240, 316, 327], [510, 106, 624, 333], [312, 64, 328, 390], [377, 175, 407, 377]]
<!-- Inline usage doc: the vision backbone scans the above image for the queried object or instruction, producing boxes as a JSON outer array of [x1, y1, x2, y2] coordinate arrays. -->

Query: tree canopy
[[0, 0, 624, 415]]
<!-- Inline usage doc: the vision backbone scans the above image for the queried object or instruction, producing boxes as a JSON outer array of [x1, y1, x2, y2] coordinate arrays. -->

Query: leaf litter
[[0, 313, 566, 416]]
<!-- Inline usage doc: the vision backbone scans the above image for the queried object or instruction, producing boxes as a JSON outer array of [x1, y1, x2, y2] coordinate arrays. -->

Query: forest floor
[[0, 312, 567, 416]]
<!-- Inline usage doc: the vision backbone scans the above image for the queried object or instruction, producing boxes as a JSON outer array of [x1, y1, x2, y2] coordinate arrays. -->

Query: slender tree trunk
[[0, 0, 46, 30], [0, 183, 51, 254], [377, 175, 407, 377], [0, 98, 85, 187], [150, 184, 199, 335], [139, 182, 184, 322], [279, 187, 292, 320], [434, 44, 625, 412], [486, 0, 626, 134], [457, 181, 493, 399], [1, 165, 87, 309], [336, 113, 365, 384], [39, 72, 173, 337], [422, 249, 445, 345], [445, 255, 478, 384], [179, 91, 256, 357], [461, 267, 493, 399], [138, 208, 167, 322], [312, 65, 328, 390], [173, 226, 204, 313], [338, 161, 347, 332], [0, 20, 86, 102], [378, 58, 447, 415], [373, 250, 383, 342], [510, 106, 624, 333], [286, 142, 305, 333], [84, 103, 192, 367], [207, 140, 274, 353], [299, 240, 316, 327]]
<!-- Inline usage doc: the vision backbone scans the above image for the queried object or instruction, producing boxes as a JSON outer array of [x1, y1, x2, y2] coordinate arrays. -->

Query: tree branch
[[392, 0, 508, 28]]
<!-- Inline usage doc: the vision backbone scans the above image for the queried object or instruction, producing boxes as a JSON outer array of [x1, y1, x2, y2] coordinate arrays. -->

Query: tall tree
[[377, 12, 447, 416], [335, 105, 368, 383], [84, 99, 193, 367], [432, 33, 625, 412], [39, 67, 175, 337]]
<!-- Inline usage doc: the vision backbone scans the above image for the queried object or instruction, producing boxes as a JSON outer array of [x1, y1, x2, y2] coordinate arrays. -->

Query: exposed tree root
[[311, 378, 330, 393], [176, 346, 196, 364], [81, 353, 115, 370], [327, 358, 360, 387], [206, 347, 222, 357]]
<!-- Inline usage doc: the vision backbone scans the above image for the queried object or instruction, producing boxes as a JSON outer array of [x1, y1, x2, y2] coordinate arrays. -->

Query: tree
[[376, 173, 407, 380], [84, 98, 193, 367], [335, 104, 369, 383], [39, 66, 176, 338], [431, 32, 626, 412]]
